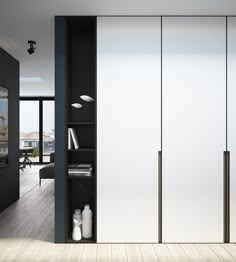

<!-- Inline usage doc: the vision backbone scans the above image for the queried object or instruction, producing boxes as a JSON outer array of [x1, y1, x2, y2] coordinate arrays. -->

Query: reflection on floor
[[20, 165, 44, 197]]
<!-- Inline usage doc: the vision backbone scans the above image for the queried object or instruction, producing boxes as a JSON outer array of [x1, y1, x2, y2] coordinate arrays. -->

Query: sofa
[[39, 153, 55, 186]]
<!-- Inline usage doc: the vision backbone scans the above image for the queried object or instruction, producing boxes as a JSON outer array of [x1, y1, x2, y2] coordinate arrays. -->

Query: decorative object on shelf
[[71, 103, 82, 108], [68, 128, 79, 149], [68, 164, 92, 177], [72, 218, 82, 241], [73, 209, 82, 227], [82, 205, 93, 238], [80, 95, 95, 102]]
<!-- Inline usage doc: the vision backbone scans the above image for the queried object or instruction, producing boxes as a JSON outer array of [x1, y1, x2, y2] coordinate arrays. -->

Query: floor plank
[[181, 244, 206, 262], [209, 244, 236, 262], [65, 244, 84, 262], [50, 244, 70, 262], [167, 244, 190, 262], [111, 244, 127, 262], [153, 244, 174, 262], [125, 244, 143, 262], [97, 244, 112, 262], [222, 244, 236, 260], [80, 244, 97, 262], [139, 244, 158, 262], [195, 244, 222, 262]]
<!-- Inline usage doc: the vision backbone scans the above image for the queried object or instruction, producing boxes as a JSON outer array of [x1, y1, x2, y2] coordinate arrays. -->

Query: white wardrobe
[[97, 16, 235, 243]]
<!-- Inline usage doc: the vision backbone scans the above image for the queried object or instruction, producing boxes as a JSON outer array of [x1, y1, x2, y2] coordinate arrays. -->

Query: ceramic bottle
[[82, 205, 93, 238], [73, 209, 82, 227], [72, 218, 82, 241]]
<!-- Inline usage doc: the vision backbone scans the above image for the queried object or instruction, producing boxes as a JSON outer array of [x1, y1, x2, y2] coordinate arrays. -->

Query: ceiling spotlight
[[27, 40, 36, 55]]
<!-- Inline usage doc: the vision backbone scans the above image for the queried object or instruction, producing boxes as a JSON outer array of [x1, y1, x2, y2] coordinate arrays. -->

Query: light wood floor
[[1, 180, 236, 261], [20, 165, 44, 197]]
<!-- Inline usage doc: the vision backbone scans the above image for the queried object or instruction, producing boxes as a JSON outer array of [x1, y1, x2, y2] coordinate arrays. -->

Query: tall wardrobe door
[[97, 17, 161, 242], [228, 17, 236, 243], [162, 17, 226, 242]]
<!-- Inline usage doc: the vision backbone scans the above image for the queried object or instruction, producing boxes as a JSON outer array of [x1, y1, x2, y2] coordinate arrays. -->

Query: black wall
[[55, 17, 69, 243], [0, 48, 19, 212]]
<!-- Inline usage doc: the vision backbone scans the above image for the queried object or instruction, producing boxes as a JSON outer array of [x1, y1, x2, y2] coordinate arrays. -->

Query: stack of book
[[68, 164, 93, 177]]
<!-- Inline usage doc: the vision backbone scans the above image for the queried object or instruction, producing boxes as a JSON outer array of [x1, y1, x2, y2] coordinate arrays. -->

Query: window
[[20, 97, 54, 164], [20, 101, 39, 163]]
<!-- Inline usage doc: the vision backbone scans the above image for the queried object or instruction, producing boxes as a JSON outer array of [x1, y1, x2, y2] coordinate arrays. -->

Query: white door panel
[[97, 17, 161, 242], [162, 17, 226, 242]]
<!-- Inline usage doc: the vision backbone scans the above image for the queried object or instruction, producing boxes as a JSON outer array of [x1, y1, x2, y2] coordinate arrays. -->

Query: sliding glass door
[[162, 17, 226, 242]]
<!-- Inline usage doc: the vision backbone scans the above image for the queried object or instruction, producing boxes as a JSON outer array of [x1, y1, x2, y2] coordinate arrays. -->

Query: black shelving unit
[[55, 16, 97, 243]]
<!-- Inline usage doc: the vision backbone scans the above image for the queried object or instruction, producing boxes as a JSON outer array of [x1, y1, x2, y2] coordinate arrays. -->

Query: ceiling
[[0, 0, 236, 96]]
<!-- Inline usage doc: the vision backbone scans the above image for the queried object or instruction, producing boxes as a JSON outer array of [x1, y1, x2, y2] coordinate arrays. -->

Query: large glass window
[[20, 101, 40, 163], [20, 98, 54, 164]]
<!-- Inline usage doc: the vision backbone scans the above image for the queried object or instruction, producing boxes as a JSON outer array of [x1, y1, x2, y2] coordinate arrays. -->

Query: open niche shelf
[[66, 16, 97, 243]]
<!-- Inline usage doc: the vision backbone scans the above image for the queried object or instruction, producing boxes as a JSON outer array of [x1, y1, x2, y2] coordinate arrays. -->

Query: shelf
[[68, 148, 94, 152], [67, 236, 96, 244], [68, 122, 95, 125], [68, 175, 94, 180]]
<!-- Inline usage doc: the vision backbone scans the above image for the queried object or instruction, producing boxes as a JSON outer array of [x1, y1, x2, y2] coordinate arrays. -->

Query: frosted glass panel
[[228, 17, 236, 243], [97, 17, 161, 242], [162, 17, 226, 242]]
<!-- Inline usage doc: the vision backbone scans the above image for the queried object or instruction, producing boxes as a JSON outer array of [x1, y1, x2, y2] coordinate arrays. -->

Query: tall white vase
[[82, 205, 93, 238]]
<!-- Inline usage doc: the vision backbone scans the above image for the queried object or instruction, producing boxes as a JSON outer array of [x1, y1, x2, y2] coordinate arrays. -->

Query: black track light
[[27, 40, 36, 55]]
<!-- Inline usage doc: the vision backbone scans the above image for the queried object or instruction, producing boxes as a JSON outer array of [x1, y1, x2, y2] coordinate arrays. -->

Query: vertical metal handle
[[158, 151, 162, 243], [224, 151, 230, 243]]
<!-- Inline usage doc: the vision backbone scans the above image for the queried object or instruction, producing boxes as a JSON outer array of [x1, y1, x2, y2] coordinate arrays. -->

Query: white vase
[[73, 209, 82, 227], [72, 218, 82, 241], [82, 205, 93, 238]]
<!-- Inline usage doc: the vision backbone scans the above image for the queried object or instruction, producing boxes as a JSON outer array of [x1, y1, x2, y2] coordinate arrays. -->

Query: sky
[[20, 101, 54, 133]]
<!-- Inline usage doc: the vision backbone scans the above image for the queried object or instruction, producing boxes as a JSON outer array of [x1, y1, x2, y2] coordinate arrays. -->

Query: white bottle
[[72, 218, 82, 241], [73, 209, 82, 227], [82, 205, 93, 238]]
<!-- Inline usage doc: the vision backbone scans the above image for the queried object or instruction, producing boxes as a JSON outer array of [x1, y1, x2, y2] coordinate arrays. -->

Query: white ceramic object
[[80, 95, 95, 102], [71, 103, 82, 108], [82, 205, 93, 238], [73, 209, 82, 227], [72, 218, 82, 241]]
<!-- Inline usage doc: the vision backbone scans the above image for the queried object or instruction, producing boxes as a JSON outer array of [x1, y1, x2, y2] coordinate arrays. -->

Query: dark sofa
[[39, 153, 55, 186]]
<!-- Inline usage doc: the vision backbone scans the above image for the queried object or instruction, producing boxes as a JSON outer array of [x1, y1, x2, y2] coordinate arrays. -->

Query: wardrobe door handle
[[224, 151, 230, 243], [158, 151, 162, 243]]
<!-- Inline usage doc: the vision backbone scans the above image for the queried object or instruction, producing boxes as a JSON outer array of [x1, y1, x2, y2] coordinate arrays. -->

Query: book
[[68, 169, 92, 176], [68, 129, 72, 149], [69, 128, 79, 149], [68, 164, 93, 177]]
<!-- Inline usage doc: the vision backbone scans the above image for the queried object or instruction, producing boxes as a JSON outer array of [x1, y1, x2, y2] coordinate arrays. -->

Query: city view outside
[[20, 100, 54, 163]]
